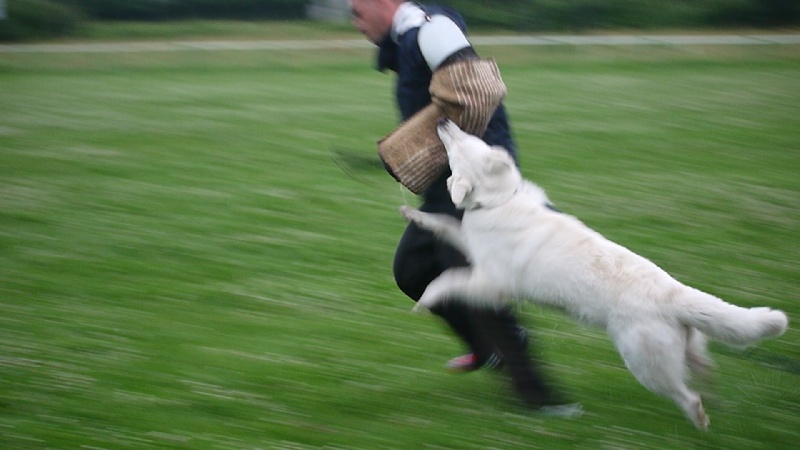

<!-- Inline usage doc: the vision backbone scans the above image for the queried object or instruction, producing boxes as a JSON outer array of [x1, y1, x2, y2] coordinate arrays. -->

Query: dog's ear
[[485, 149, 514, 175], [447, 174, 472, 206]]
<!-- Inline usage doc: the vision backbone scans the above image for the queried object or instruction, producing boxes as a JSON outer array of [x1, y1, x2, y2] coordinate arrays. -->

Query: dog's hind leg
[[611, 322, 710, 430], [685, 326, 718, 405], [686, 327, 714, 377]]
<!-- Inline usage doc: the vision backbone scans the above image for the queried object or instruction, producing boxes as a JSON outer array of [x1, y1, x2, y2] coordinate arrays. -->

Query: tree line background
[[1, 0, 798, 41]]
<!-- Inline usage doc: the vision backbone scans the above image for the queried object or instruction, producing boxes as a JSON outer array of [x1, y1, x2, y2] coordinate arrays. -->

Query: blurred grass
[[39, 19, 800, 43], [1, 31, 799, 449], [71, 20, 358, 42]]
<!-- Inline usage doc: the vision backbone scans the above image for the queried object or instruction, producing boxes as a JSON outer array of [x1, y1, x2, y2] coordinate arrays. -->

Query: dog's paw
[[398, 205, 420, 222], [411, 302, 427, 314]]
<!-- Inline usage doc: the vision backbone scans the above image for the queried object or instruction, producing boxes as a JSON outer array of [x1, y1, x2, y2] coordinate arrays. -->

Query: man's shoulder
[[419, 4, 466, 32], [394, 3, 467, 39], [389, 4, 467, 58]]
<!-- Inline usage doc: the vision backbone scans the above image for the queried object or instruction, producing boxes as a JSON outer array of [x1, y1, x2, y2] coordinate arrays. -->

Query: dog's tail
[[675, 288, 788, 346]]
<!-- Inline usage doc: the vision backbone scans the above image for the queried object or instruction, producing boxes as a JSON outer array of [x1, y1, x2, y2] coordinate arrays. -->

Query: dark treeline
[[1, 0, 798, 41], [63, 0, 308, 20], [447, 0, 798, 31]]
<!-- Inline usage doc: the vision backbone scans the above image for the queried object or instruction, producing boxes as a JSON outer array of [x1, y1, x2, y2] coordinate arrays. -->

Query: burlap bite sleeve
[[377, 103, 448, 195], [429, 57, 507, 136], [378, 58, 507, 195]]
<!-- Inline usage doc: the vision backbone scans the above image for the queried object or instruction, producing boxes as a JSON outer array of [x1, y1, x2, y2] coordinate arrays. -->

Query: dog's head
[[437, 119, 522, 209]]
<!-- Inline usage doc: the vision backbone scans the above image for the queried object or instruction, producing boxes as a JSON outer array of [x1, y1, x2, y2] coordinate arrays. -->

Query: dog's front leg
[[413, 267, 474, 312], [399, 205, 472, 260]]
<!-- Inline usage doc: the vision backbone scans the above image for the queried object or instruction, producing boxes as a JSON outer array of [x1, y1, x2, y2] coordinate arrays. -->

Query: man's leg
[[394, 221, 526, 369], [473, 308, 563, 407], [394, 207, 562, 407], [394, 221, 497, 367], [433, 225, 562, 407]]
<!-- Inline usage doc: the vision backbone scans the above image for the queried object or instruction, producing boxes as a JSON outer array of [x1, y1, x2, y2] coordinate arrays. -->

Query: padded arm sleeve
[[417, 15, 471, 70]]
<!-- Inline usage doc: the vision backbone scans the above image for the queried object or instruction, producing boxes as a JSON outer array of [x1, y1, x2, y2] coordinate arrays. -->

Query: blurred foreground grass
[[1, 31, 799, 449]]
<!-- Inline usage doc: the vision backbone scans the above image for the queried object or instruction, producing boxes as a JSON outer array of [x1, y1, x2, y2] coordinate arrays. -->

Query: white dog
[[400, 119, 788, 430]]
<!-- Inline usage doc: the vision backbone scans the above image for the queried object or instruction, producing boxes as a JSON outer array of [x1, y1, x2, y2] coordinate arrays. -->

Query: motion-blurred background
[[1, 1, 798, 449]]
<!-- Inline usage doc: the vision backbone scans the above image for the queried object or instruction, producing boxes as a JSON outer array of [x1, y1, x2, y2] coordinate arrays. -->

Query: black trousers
[[392, 190, 557, 407]]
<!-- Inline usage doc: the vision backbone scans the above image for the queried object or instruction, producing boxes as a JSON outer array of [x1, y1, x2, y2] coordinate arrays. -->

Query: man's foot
[[447, 326, 528, 373], [446, 352, 479, 372], [446, 352, 503, 372]]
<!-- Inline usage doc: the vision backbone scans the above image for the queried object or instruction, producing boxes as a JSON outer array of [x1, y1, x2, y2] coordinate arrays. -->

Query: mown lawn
[[1, 25, 799, 449]]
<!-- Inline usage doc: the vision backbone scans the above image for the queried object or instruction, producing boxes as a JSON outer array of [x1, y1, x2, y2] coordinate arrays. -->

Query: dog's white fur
[[401, 120, 788, 430]]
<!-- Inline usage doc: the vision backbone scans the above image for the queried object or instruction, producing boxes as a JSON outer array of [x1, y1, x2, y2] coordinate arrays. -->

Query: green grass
[[71, 20, 359, 42], [1, 31, 799, 449]]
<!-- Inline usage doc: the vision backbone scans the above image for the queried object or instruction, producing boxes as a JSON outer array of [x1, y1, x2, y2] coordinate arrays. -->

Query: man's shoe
[[447, 326, 528, 372], [446, 353, 479, 372], [446, 352, 503, 372]]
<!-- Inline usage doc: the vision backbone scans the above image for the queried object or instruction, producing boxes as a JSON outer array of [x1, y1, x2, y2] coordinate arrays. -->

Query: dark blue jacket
[[376, 4, 517, 201]]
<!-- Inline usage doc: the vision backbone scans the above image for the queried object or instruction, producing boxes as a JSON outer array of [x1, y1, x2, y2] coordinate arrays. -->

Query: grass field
[[1, 24, 799, 449]]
